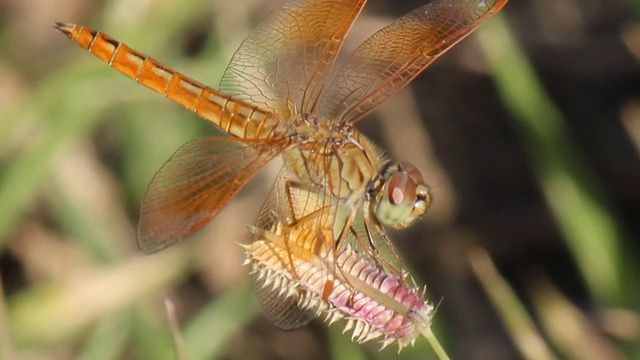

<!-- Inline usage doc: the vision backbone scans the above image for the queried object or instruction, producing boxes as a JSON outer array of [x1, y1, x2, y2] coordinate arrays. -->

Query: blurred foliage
[[1, 0, 639, 359]]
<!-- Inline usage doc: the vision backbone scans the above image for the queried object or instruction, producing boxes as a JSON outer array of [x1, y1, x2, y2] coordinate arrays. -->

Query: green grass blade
[[77, 315, 130, 360], [477, 14, 639, 309], [182, 281, 259, 360]]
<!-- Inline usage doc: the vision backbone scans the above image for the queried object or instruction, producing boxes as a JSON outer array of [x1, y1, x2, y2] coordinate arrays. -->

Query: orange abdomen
[[55, 23, 278, 140]]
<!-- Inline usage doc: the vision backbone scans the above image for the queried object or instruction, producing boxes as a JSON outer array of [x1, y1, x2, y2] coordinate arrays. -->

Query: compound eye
[[399, 161, 424, 184], [387, 172, 417, 205]]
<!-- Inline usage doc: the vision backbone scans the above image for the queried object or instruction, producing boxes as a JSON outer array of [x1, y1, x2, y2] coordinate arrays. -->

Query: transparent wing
[[220, 0, 367, 119], [320, 0, 508, 124], [249, 166, 338, 329], [138, 136, 287, 253]]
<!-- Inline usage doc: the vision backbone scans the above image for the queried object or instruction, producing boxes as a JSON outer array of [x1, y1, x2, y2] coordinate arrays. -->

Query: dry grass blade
[[469, 247, 558, 360], [165, 298, 188, 360], [529, 275, 624, 360]]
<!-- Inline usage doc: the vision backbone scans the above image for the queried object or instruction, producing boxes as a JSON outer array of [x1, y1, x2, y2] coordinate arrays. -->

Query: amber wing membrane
[[250, 167, 338, 329], [219, 0, 367, 119], [319, 0, 508, 124], [138, 136, 287, 253]]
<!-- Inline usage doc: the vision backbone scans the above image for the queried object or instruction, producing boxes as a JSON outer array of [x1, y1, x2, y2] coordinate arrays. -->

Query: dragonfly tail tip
[[53, 22, 75, 36]]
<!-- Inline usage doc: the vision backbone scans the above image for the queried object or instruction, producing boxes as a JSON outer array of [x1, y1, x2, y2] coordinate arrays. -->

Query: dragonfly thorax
[[285, 114, 355, 147], [281, 115, 380, 200]]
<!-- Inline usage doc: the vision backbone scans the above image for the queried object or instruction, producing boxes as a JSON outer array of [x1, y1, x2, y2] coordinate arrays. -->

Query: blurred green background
[[1, 0, 639, 359]]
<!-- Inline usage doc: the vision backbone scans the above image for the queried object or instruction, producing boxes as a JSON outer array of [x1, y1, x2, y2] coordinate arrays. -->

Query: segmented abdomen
[[55, 23, 278, 140]]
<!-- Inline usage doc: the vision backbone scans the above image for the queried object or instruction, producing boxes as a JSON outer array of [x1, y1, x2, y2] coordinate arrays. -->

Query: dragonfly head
[[372, 162, 431, 229]]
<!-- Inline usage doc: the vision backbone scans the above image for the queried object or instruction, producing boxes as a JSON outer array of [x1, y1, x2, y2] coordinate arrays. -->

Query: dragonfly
[[56, 0, 507, 350]]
